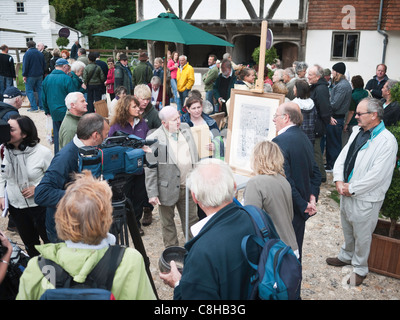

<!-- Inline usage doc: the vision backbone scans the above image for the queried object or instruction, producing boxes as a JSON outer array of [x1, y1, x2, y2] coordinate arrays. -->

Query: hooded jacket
[[16, 240, 156, 300]]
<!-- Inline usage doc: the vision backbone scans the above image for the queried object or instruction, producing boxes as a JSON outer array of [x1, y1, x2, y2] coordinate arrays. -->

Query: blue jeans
[[0, 76, 13, 101], [205, 90, 214, 106], [25, 76, 43, 110], [53, 120, 62, 154], [326, 118, 344, 168], [170, 78, 178, 103], [178, 89, 190, 114]]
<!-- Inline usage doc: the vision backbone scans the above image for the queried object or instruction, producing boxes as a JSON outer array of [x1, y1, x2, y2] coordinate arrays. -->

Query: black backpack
[[37, 245, 126, 300]]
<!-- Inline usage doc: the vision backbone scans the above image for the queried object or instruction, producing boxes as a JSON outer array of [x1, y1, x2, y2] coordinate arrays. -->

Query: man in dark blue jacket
[[42, 58, 75, 154], [365, 64, 388, 100], [160, 159, 264, 300], [22, 41, 45, 112], [272, 102, 321, 261], [34, 113, 109, 243]]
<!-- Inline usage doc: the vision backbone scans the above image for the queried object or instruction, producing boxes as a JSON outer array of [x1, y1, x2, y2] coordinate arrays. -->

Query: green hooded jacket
[[16, 242, 156, 300]]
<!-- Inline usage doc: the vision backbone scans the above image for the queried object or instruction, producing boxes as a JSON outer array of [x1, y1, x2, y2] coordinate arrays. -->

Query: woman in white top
[[0, 115, 53, 256]]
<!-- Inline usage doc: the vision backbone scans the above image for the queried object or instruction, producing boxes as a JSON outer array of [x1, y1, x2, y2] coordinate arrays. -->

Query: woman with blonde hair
[[16, 171, 156, 300], [108, 95, 150, 235], [244, 140, 299, 256]]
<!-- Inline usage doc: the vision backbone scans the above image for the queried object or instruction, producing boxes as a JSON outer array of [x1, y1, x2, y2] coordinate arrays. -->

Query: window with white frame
[[331, 32, 360, 61]]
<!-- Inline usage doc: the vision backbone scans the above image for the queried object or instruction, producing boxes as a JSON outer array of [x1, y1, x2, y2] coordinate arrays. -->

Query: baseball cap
[[55, 58, 69, 66], [3, 86, 25, 99]]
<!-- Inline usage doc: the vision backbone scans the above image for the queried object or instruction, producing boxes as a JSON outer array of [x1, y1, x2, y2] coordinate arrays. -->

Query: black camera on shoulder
[[0, 119, 10, 144]]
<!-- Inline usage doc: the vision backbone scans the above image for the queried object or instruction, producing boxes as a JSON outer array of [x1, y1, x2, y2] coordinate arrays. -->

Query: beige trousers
[[158, 186, 198, 247]]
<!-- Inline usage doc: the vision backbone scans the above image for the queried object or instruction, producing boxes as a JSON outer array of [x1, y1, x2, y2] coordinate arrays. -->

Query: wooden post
[[162, 42, 168, 107], [253, 20, 268, 93]]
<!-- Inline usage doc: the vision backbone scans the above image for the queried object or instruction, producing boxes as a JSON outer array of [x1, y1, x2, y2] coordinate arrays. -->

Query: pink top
[[168, 59, 178, 79]]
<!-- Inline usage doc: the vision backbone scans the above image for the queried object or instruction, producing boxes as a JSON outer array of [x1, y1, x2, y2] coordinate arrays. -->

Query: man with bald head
[[272, 102, 321, 261], [145, 106, 199, 247]]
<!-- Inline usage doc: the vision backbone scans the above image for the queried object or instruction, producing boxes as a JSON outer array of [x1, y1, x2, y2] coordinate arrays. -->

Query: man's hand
[[335, 181, 352, 197], [159, 260, 182, 288], [306, 194, 317, 216], [149, 197, 161, 206], [304, 201, 317, 216]]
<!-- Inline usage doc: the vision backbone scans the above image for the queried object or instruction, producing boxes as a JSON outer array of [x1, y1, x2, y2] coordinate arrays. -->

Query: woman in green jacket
[[16, 171, 156, 300]]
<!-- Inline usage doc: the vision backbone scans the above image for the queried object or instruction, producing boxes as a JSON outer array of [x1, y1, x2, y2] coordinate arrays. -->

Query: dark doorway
[[274, 42, 298, 68]]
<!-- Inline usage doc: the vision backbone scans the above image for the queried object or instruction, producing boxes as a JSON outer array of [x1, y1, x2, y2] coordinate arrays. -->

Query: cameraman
[[35, 113, 110, 243]]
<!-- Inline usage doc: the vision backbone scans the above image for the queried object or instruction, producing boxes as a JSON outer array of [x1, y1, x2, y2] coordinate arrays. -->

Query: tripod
[[108, 175, 159, 299]]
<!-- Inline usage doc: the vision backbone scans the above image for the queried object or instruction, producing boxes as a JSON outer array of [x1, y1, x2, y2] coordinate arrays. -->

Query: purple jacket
[[108, 118, 149, 139]]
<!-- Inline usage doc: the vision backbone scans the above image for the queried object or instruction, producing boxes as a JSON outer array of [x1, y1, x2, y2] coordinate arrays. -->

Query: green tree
[[50, 0, 145, 49], [75, 6, 124, 48]]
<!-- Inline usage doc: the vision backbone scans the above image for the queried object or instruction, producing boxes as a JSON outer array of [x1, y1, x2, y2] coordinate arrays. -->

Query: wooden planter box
[[368, 219, 400, 279]]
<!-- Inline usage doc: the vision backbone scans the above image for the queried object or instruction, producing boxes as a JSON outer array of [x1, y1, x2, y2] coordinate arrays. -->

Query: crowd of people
[[0, 39, 399, 300]]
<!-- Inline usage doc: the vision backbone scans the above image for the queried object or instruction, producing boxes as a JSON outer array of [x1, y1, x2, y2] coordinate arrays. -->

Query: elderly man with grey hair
[[283, 67, 296, 100], [176, 55, 194, 114], [160, 158, 269, 299], [145, 105, 199, 248], [295, 61, 308, 81], [327, 97, 398, 286], [58, 92, 88, 149]]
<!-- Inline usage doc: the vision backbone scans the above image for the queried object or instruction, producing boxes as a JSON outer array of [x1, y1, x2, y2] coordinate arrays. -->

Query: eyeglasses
[[355, 112, 371, 117]]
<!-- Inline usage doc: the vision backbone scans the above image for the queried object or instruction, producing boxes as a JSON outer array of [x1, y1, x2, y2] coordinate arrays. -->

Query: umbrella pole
[[162, 42, 168, 107]]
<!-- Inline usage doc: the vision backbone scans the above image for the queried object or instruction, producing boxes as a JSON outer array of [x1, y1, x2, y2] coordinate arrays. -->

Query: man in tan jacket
[[145, 106, 199, 247]]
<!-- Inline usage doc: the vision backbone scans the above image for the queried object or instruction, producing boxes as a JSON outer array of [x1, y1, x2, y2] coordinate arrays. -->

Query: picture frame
[[226, 89, 285, 176]]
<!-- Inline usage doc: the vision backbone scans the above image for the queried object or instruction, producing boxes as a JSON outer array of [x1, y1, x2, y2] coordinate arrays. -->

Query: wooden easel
[[252, 20, 268, 94]]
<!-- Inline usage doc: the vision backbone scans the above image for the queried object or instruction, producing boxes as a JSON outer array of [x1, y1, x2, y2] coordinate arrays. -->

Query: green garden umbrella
[[93, 12, 233, 105], [94, 12, 233, 46]]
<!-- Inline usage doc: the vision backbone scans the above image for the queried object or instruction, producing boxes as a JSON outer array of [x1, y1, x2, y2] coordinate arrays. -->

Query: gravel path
[[1, 107, 399, 300]]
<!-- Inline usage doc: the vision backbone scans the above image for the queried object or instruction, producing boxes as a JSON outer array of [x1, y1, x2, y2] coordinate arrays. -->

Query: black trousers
[[87, 84, 104, 113], [9, 204, 49, 257], [123, 173, 149, 228]]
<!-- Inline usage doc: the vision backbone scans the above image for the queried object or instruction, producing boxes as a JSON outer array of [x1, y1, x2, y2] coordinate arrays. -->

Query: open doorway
[[274, 42, 299, 68]]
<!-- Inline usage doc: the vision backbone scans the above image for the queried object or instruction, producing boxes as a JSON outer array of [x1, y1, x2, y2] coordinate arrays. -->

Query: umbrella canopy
[[93, 12, 233, 106], [93, 12, 233, 47]]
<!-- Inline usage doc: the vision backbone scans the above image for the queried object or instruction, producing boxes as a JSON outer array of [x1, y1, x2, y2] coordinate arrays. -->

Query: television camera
[[78, 131, 159, 298], [0, 120, 10, 144], [78, 131, 157, 182]]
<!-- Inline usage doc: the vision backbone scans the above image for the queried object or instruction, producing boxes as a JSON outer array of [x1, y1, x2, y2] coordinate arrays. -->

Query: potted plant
[[368, 90, 400, 279]]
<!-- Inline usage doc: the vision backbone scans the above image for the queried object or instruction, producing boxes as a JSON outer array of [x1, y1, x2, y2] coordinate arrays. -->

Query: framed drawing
[[226, 89, 285, 176]]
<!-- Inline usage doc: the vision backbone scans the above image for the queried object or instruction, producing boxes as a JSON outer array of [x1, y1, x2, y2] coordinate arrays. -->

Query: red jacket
[[105, 67, 115, 94]]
